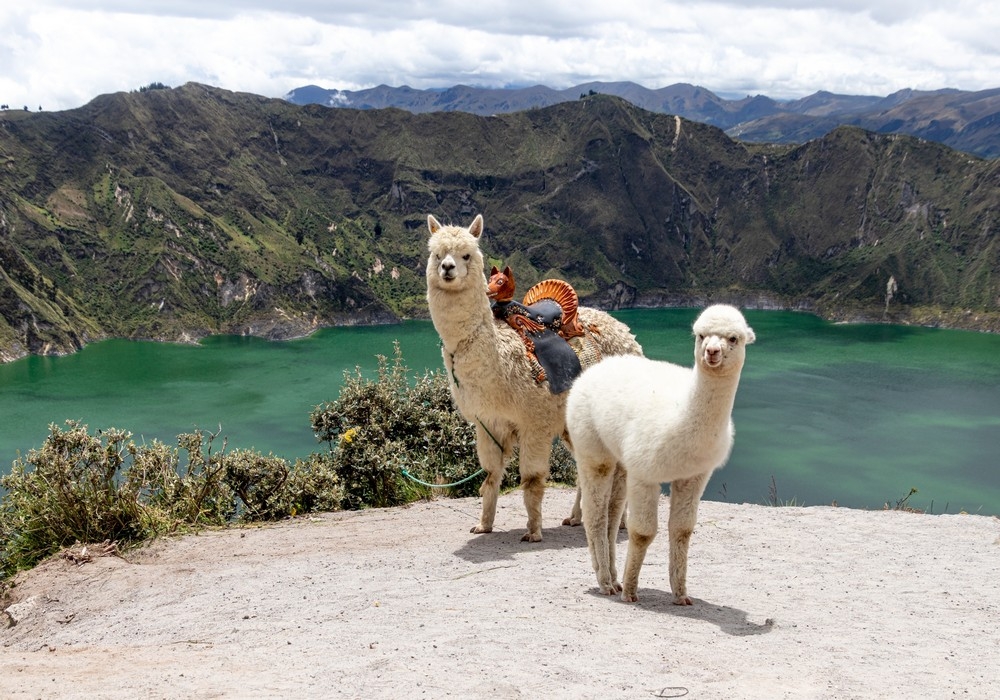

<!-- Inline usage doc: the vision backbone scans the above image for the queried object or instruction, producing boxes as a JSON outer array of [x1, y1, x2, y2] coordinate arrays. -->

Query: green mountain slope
[[1, 84, 998, 360]]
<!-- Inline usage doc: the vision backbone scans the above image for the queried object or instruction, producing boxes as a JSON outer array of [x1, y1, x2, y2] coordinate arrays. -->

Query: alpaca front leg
[[667, 472, 710, 605], [518, 433, 553, 542], [471, 422, 509, 534], [578, 461, 620, 595], [621, 481, 661, 603]]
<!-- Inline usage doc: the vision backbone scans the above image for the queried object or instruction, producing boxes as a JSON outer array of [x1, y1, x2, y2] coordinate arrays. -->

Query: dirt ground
[[2, 487, 999, 699]]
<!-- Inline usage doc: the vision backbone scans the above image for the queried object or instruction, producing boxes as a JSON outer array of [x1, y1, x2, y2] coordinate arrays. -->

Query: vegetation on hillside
[[2, 85, 999, 361]]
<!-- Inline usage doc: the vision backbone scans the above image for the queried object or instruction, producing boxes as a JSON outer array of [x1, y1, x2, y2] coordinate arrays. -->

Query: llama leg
[[667, 472, 710, 605], [578, 460, 620, 595], [518, 432, 553, 542], [621, 480, 661, 603], [563, 487, 584, 527], [471, 422, 509, 534], [560, 433, 583, 526]]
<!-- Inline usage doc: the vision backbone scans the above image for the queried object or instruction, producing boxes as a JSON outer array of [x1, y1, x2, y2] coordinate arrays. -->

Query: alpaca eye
[[462, 254, 471, 261], [697, 334, 705, 342], [729, 336, 738, 344]]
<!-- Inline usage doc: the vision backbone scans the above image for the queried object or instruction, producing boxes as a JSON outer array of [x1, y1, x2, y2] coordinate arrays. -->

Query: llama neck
[[427, 281, 497, 356]]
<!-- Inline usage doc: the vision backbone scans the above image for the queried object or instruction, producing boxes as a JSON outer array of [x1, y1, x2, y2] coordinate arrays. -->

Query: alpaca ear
[[745, 326, 756, 345], [427, 214, 442, 234], [468, 214, 484, 239]]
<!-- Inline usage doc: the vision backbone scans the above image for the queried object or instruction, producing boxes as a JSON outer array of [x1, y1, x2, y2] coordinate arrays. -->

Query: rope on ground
[[400, 467, 485, 489]]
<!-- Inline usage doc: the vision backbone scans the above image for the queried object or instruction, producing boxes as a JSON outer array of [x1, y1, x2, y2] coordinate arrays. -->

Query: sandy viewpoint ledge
[[2, 487, 999, 700]]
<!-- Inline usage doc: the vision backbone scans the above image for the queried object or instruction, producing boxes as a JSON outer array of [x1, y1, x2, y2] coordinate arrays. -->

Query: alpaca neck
[[683, 366, 742, 429]]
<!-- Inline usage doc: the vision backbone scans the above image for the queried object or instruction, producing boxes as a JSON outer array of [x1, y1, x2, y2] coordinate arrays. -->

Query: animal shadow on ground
[[453, 521, 589, 564], [591, 587, 776, 637]]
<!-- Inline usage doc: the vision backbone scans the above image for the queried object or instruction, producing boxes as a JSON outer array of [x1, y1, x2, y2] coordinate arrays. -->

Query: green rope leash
[[401, 467, 485, 488], [399, 417, 500, 489]]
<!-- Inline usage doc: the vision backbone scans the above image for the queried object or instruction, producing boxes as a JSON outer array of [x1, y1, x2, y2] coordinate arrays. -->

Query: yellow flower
[[341, 427, 358, 445]]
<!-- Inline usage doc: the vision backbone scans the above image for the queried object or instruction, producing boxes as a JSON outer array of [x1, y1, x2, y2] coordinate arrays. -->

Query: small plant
[[764, 475, 802, 507], [885, 487, 922, 513]]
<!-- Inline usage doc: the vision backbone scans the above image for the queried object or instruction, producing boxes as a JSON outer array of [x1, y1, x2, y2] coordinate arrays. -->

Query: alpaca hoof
[[561, 516, 583, 526], [471, 525, 493, 534], [673, 594, 694, 606], [620, 590, 639, 603], [520, 531, 543, 543]]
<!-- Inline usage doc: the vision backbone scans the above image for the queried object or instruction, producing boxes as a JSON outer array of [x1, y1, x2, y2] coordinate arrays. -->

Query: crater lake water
[[1, 310, 998, 515]]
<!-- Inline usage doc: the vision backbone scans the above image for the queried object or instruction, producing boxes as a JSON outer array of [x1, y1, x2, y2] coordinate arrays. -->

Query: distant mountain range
[[285, 82, 1000, 159]]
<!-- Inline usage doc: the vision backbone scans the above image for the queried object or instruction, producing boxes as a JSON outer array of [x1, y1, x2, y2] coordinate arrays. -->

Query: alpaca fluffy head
[[426, 214, 486, 293], [691, 304, 756, 375]]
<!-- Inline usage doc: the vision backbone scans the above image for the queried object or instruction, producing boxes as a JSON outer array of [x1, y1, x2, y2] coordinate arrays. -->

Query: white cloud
[[1, 1, 998, 111]]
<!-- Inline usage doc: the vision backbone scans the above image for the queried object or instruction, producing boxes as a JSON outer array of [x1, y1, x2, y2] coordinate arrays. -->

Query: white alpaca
[[567, 304, 755, 603], [425, 214, 642, 542]]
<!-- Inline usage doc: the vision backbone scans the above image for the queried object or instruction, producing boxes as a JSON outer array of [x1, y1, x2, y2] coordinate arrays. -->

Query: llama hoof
[[673, 595, 694, 606], [597, 580, 623, 596], [470, 525, 493, 534], [561, 516, 583, 526], [520, 531, 543, 543]]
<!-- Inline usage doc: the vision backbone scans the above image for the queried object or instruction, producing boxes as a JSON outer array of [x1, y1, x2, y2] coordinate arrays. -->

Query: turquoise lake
[[1, 309, 998, 515]]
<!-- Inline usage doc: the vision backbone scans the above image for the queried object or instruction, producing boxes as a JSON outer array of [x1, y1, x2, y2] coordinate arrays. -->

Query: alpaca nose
[[706, 346, 721, 363], [441, 261, 455, 273]]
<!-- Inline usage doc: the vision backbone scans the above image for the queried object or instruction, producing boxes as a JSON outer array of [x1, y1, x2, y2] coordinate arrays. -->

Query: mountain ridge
[[285, 81, 1000, 159]]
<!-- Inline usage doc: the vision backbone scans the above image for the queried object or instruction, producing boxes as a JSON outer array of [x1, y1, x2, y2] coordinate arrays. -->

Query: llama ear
[[468, 214, 484, 239], [490, 265, 499, 276], [427, 214, 442, 234]]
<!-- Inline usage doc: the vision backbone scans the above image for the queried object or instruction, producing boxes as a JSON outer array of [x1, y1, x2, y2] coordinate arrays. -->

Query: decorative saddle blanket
[[487, 265, 599, 394]]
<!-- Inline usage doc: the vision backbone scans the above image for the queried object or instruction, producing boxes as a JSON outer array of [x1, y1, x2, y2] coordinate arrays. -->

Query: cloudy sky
[[2, 0, 999, 112]]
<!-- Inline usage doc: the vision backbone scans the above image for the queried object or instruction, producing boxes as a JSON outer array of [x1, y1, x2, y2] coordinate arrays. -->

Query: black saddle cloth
[[528, 328, 582, 394]]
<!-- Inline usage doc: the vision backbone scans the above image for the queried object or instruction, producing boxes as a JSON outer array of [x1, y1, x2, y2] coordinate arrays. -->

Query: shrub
[[311, 343, 485, 506], [0, 421, 153, 578]]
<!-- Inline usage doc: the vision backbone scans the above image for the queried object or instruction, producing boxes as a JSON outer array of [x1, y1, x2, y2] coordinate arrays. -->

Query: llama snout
[[439, 258, 456, 280]]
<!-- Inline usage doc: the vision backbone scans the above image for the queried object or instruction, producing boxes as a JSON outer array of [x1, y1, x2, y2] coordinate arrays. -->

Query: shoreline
[[3, 300, 998, 365]]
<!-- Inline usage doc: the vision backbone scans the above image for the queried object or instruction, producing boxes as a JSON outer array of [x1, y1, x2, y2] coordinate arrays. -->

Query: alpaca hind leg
[[621, 481, 661, 603], [578, 460, 620, 594], [517, 432, 553, 542], [667, 472, 710, 605], [471, 422, 510, 534], [606, 464, 628, 586]]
